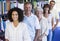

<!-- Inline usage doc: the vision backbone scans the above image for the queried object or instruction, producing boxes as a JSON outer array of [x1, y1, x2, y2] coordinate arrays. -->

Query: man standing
[[47, 1, 59, 41], [23, 2, 41, 41], [50, 0, 59, 30]]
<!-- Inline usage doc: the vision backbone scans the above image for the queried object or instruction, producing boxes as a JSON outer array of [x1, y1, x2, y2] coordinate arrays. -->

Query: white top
[[23, 13, 41, 40], [39, 16, 49, 36], [50, 8, 59, 24], [5, 20, 10, 24], [48, 14, 53, 29], [5, 22, 31, 41]]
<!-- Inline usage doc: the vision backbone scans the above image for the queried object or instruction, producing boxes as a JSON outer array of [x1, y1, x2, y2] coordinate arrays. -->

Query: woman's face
[[44, 7, 49, 17], [44, 7, 49, 14], [35, 10, 42, 20], [12, 11, 18, 22], [36, 10, 42, 17]]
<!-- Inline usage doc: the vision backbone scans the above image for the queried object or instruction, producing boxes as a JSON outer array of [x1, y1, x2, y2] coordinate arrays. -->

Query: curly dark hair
[[7, 7, 24, 22]]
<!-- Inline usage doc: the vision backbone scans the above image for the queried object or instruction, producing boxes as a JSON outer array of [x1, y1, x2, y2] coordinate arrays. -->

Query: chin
[[13, 19, 18, 21]]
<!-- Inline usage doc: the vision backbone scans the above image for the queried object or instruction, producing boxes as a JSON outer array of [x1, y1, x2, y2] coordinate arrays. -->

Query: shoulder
[[31, 13, 37, 17], [19, 22, 28, 31], [42, 16, 47, 20], [32, 14, 38, 19], [49, 14, 53, 18], [40, 18, 47, 23], [20, 22, 28, 28], [6, 22, 12, 26], [6, 22, 12, 30]]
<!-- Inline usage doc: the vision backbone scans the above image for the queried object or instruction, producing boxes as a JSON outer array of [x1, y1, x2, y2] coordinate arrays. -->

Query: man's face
[[50, 2, 55, 9], [24, 4, 32, 13]]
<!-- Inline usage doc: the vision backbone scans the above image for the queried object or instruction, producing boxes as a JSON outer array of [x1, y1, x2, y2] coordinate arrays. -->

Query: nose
[[26, 7, 29, 11]]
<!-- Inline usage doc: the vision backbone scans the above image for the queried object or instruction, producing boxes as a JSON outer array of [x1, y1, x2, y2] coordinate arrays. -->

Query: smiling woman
[[7, 7, 24, 22], [5, 7, 31, 41]]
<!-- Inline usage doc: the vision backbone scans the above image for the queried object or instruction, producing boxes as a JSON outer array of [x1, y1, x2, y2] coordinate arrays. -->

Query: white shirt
[[40, 17, 49, 35], [23, 13, 40, 40], [5, 22, 31, 41], [50, 8, 59, 24], [39, 16, 49, 36], [48, 14, 53, 29], [39, 16, 49, 41]]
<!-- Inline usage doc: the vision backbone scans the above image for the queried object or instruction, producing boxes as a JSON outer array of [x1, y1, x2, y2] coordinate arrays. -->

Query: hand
[[37, 36, 42, 41]]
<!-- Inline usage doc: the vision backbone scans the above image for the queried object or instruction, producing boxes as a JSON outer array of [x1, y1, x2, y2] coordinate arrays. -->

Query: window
[[17, 0, 24, 3]]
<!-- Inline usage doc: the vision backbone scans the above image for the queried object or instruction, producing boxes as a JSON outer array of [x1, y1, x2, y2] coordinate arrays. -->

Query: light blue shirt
[[23, 13, 40, 41]]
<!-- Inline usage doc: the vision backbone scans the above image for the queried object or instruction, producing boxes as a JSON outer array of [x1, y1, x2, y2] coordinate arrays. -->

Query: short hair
[[43, 4, 50, 14], [7, 7, 24, 22], [35, 7, 43, 12], [50, 0, 55, 4], [35, 7, 43, 15], [24, 2, 32, 6]]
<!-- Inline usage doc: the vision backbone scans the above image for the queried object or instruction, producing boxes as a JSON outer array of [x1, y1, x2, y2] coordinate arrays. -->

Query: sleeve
[[23, 24, 31, 41], [5, 23, 9, 40], [55, 10, 59, 19], [35, 16, 41, 29], [55, 12, 59, 19]]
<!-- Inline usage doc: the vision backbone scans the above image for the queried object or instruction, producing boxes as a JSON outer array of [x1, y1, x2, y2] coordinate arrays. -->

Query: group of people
[[5, 0, 59, 41]]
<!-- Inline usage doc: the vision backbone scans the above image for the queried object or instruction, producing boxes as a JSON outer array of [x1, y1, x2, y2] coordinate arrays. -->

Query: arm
[[52, 17, 54, 30], [52, 19, 59, 30], [54, 19, 59, 27], [5, 24, 9, 41], [34, 16, 41, 41], [52, 10, 59, 30], [34, 29, 40, 41]]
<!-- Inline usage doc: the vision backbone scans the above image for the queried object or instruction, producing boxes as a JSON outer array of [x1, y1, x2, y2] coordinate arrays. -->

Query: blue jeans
[[47, 29, 53, 41]]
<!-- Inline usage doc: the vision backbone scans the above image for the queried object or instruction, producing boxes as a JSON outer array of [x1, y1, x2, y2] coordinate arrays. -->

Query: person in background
[[49, 0, 59, 30], [49, 1, 59, 41], [35, 7, 43, 21], [43, 4, 54, 41], [1, 15, 6, 31], [23, 2, 41, 41], [35, 4, 49, 41], [5, 7, 31, 41], [0, 17, 5, 41]]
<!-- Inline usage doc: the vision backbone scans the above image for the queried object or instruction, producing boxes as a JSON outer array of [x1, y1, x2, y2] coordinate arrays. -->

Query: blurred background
[[0, 0, 60, 41]]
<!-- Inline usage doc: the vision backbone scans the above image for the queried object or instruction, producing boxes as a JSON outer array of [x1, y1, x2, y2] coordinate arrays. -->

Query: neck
[[38, 17, 42, 22], [13, 20, 19, 27], [13, 20, 19, 23], [25, 12, 31, 17], [44, 14, 48, 18], [50, 7, 53, 10], [39, 18, 42, 22]]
